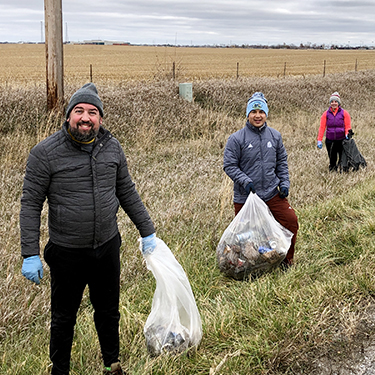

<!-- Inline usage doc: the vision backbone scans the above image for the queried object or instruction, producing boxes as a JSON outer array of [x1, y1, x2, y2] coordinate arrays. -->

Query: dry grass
[[1, 70, 375, 374]]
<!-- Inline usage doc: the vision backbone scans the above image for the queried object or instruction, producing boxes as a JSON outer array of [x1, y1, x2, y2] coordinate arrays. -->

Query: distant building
[[82, 40, 130, 46]]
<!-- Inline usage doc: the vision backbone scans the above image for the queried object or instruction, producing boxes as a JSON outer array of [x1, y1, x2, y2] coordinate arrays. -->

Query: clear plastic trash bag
[[140, 237, 202, 356], [217, 193, 293, 280]]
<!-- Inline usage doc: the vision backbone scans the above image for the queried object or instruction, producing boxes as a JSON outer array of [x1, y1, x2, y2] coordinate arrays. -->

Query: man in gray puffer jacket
[[223, 92, 298, 268], [20, 83, 156, 375]]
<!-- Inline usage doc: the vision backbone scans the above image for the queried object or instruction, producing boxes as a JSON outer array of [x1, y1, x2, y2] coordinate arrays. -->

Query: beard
[[69, 122, 99, 143]]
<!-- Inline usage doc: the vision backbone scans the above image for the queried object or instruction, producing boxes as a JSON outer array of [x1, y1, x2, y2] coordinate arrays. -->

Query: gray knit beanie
[[65, 83, 104, 119], [329, 91, 341, 105]]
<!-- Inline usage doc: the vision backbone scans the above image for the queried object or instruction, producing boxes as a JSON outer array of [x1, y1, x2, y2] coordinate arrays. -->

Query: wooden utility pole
[[44, 0, 64, 112]]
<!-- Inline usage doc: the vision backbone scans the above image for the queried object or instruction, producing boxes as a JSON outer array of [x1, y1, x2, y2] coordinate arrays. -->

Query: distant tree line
[[138, 42, 374, 50], [1, 40, 373, 50]]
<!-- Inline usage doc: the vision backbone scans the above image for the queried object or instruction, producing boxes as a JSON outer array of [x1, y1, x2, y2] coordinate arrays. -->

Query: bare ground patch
[[290, 304, 375, 375]]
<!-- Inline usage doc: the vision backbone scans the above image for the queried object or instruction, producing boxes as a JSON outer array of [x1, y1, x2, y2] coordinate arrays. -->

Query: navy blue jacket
[[223, 121, 290, 203]]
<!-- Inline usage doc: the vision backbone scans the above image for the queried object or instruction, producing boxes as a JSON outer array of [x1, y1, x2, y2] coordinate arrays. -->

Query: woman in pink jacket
[[317, 92, 352, 172]]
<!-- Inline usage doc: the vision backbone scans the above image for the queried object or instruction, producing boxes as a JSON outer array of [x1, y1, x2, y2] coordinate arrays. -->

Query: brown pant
[[234, 194, 299, 264]]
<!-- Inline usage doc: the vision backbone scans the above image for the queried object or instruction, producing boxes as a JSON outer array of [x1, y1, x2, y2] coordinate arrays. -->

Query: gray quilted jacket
[[223, 121, 290, 203], [20, 122, 155, 257]]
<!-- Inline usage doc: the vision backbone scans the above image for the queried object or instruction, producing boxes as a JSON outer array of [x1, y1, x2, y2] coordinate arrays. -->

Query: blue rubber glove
[[22, 255, 43, 285], [141, 233, 157, 255], [279, 187, 289, 199], [317, 141, 323, 149], [245, 182, 256, 195]]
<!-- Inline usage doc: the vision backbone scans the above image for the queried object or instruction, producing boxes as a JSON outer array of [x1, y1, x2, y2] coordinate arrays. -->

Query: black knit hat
[[65, 83, 104, 119]]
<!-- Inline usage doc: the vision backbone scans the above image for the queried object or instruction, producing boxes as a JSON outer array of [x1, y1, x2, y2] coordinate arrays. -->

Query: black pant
[[325, 139, 344, 171], [44, 233, 121, 375]]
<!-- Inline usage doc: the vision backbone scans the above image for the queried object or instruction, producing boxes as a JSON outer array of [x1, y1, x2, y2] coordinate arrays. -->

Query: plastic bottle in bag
[[236, 231, 253, 243]]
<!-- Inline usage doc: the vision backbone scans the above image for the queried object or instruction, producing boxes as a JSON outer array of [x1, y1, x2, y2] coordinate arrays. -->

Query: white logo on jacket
[[248, 143, 253, 148], [267, 141, 272, 148]]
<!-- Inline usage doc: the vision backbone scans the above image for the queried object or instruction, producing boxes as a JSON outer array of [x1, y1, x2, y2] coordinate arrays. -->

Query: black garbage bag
[[341, 130, 367, 172]]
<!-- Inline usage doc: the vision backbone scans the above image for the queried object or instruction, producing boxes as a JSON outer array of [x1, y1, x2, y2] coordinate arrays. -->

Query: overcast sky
[[1, 0, 375, 46]]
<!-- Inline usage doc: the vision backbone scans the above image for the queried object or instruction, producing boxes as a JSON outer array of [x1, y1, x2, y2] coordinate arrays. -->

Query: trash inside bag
[[140, 237, 202, 356], [217, 193, 293, 280], [144, 322, 189, 357]]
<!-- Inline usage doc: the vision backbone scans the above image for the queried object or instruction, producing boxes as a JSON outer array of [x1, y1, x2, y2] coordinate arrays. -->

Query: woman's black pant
[[325, 138, 344, 171], [44, 233, 121, 375]]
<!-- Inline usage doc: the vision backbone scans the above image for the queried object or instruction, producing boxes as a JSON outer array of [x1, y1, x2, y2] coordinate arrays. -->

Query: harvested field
[[1, 44, 375, 85]]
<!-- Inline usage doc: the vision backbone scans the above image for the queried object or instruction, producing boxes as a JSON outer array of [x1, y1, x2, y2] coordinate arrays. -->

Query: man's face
[[330, 100, 339, 110], [67, 103, 102, 142], [248, 109, 267, 128]]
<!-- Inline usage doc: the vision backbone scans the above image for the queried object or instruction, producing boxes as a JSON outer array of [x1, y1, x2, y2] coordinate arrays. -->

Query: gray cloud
[[0, 0, 374, 46]]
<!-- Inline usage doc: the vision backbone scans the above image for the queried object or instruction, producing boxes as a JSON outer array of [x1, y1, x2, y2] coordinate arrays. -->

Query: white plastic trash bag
[[217, 193, 293, 280], [140, 237, 202, 356]]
